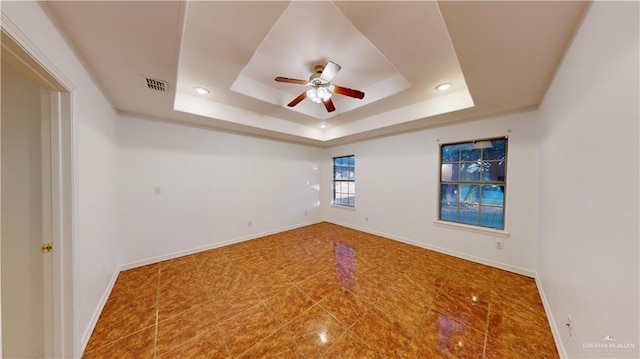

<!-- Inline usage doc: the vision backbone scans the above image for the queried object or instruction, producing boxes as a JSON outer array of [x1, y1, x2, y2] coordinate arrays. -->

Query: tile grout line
[[316, 263, 406, 357], [311, 301, 358, 358], [238, 273, 318, 357], [192, 254, 234, 359], [87, 224, 555, 358], [269, 285, 320, 358], [377, 260, 430, 354], [84, 326, 156, 357], [237, 301, 308, 359], [153, 265, 160, 359], [482, 272, 496, 359], [402, 307, 433, 358], [319, 295, 376, 357], [82, 267, 159, 356], [233, 283, 287, 358], [399, 274, 447, 358]]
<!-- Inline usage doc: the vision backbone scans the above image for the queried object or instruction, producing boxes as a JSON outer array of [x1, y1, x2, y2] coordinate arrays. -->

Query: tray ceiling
[[46, 1, 587, 146]]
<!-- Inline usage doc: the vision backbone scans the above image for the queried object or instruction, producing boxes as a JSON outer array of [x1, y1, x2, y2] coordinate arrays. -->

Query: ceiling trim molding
[[1, 12, 75, 92]]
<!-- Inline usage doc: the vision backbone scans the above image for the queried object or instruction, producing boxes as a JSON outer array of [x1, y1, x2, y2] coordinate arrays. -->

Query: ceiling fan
[[275, 61, 365, 113]]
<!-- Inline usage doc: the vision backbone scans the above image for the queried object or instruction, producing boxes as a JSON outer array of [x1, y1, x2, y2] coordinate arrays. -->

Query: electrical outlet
[[248, 221, 252, 227], [304, 211, 308, 217], [365, 216, 369, 222], [495, 240, 504, 249]]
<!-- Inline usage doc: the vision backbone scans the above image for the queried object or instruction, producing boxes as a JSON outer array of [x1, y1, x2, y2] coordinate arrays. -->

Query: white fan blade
[[320, 61, 341, 82]]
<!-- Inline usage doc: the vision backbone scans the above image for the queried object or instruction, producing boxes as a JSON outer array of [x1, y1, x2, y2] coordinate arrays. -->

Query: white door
[[1, 26, 75, 358], [0, 57, 53, 359]]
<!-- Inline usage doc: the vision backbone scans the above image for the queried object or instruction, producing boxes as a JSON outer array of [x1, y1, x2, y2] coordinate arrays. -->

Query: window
[[333, 155, 355, 207], [439, 138, 507, 229]]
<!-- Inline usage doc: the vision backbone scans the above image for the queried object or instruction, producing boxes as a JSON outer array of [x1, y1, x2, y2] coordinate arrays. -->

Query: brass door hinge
[[41, 243, 53, 254]]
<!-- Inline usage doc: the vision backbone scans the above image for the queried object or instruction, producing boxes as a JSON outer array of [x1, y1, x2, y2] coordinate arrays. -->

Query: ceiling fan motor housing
[[309, 65, 325, 81], [274, 61, 364, 112]]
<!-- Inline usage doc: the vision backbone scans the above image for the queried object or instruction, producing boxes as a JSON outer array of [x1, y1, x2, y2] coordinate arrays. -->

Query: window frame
[[332, 155, 356, 208], [438, 137, 508, 230]]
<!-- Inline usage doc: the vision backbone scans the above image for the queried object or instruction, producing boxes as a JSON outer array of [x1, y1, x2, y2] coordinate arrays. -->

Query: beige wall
[[1, 59, 45, 358]]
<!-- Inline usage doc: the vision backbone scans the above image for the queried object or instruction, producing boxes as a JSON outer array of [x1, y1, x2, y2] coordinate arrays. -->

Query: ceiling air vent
[[143, 77, 168, 93]]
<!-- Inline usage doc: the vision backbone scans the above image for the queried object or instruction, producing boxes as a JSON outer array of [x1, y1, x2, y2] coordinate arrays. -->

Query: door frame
[[1, 15, 76, 359]]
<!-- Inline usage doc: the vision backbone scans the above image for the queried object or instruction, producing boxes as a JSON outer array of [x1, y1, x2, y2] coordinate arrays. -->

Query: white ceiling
[[45, 1, 587, 147]]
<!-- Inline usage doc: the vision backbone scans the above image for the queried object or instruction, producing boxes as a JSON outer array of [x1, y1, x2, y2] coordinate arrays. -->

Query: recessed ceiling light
[[435, 82, 452, 91], [194, 86, 210, 95], [319, 122, 328, 129]]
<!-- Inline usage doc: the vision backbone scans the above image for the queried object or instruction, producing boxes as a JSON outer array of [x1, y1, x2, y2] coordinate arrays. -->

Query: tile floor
[[83, 222, 558, 358]]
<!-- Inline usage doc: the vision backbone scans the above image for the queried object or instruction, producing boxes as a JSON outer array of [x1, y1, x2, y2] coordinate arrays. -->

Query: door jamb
[[1, 17, 76, 359], [41, 87, 54, 357]]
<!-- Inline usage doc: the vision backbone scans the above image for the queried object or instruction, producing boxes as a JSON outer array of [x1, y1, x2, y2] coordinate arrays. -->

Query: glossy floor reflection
[[83, 222, 558, 358]]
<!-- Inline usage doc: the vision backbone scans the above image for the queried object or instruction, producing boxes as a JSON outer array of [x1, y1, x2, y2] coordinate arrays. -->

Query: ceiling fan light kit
[[306, 87, 331, 104], [275, 61, 365, 113]]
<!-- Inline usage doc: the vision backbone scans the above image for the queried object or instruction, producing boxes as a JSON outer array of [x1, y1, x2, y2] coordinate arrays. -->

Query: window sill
[[433, 220, 510, 238], [330, 204, 356, 211]]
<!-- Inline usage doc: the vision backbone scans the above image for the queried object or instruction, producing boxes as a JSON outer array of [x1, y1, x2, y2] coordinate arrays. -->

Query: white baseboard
[[81, 218, 548, 358], [80, 220, 323, 357], [79, 268, 120, 356], [117, 219, 323, 271], [326, 220, 564, 357], [324, 219, 536, 277], [535, 274, 567, 359]]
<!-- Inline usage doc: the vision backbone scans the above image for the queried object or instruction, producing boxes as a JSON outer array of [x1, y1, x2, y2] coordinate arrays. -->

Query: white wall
[[1, 59, 45, 359], [2, 2, 122, 355], [537, 2, 639, 358], [116, 115, 323, 266], [322, 111, 539, 275], [5, 1, 638, 358]]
